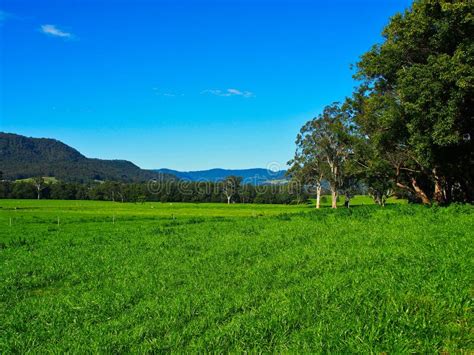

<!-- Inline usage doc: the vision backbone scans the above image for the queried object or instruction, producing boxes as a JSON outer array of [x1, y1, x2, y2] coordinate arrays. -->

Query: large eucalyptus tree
[[353, 0, 473, 204], [291, 103, 355, 208]]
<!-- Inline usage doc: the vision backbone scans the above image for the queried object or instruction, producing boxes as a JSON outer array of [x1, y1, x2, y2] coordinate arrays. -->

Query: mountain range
[[0, 132, 171, 182], [0, 132, 288, 184]]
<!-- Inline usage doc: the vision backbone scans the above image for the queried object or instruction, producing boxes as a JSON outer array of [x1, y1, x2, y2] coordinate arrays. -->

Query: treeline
[[0, 178, 310, 204], [289, 0, 473, 207]]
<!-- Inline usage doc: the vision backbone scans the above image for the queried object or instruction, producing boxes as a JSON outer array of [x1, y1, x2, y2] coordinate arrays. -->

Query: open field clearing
[[0, 200, 472, 352], [0, 195, 403, 220]]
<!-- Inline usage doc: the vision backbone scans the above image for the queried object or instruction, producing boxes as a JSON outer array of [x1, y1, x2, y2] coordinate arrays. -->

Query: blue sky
[[0, 0, 412, 170]]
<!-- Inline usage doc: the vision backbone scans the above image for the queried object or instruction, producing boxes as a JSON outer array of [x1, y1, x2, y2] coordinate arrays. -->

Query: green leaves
[[352, 0, 474, 204]]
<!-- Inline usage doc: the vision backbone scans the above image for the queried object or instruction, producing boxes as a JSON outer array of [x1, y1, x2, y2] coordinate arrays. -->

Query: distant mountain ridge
[[155, 168, 288, 185], [0, 132, 172, 182], [0, 132, 288, 184]]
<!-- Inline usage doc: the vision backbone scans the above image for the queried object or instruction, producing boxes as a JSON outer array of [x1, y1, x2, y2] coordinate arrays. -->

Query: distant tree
[[11, 182, 36, 199], [222, 176, 242, 204], [240, 184, 256, 204], [288, 155, 325, 208], [340, 173, 360, 208], [104, 181, 125, 202], [32, 177, 46, 200], [0, 180, 12, 198]]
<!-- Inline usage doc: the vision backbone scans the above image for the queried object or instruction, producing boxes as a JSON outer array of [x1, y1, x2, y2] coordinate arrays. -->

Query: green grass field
[[0, 199, 472, 352]]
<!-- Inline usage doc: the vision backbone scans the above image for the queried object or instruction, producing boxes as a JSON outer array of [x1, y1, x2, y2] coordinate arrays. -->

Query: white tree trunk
[[227, 195, 231, 204], [331, 189, 338, 209], [327, 161, 339, 209], [316, 185, 321, 209]]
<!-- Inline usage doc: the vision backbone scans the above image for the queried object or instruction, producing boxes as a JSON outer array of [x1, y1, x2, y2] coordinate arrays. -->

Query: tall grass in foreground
[[0, 200, 472, 352]]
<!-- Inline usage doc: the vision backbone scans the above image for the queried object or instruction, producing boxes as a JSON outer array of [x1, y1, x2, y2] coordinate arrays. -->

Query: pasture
[[0, 199, 472, 352]]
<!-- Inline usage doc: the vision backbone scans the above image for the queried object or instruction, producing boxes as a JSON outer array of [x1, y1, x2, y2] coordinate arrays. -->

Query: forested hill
[[155, 168, 287, 185], [0, 132, 173, 182]]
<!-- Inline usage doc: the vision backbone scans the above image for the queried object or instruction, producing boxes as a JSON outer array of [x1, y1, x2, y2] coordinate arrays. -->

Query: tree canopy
[[353, 0, 473, 204], [289, 103, 356, 208], [293, 0, 473, 205]]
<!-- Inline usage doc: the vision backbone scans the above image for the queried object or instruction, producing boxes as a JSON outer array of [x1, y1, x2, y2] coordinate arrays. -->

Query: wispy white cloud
[[202, 88, 254, 98], [40, 24, 73, 38], [152, 87, 182, 97]]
